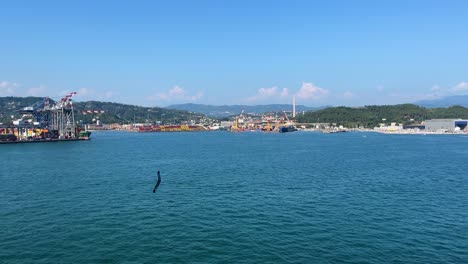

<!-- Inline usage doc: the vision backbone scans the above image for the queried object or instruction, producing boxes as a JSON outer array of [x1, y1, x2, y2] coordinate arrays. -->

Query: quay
[[0, 93, 91, 144], [0, 138, 88, 144], [138, 124, 207, 132]]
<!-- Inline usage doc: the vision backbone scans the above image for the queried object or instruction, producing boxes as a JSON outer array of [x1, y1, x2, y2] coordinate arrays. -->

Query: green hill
[[297, 104, 468, 128], [0, 97, 207, 125], [73, 101, 206, 124]]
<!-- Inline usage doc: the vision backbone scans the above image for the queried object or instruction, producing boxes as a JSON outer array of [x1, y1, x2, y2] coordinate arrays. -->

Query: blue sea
[[1, 131, 467, 263]]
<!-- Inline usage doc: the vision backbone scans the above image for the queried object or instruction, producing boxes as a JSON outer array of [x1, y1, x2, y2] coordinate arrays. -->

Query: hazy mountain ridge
[[415, 95, 468, 108], [166, 103, 325, 117]]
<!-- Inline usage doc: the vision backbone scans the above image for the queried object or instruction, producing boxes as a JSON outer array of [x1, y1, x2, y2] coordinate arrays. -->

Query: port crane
[[17, 92, 78, 138], [271, 111, 295, 132], [17, 97, 52, 127]]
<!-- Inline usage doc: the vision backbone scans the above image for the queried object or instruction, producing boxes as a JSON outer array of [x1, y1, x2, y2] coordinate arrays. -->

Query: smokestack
[[293, 96, 296, 118]]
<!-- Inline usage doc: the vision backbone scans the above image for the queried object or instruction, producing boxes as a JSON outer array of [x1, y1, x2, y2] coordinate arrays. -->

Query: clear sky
[[1, 0, 467, 107]]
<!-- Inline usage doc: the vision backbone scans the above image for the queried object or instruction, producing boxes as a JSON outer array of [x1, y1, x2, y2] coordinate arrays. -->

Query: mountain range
[[166, 103, 325, 117], [414, 95, 468, 108]]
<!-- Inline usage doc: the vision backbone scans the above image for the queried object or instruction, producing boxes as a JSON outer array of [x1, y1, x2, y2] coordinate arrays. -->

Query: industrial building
[[424, 119, 468, 132]]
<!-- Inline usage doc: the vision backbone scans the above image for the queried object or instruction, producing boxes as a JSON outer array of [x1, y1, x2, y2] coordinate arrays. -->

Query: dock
[[0, 138, 90, 144], [1, 93, 93, 144]]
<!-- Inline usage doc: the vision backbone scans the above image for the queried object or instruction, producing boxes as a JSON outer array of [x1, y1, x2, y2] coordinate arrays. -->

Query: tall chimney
[[293, 96, 296, 118]]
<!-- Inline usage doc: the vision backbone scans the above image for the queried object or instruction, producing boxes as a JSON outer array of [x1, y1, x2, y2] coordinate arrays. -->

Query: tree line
[[296, 104, 468, 128]]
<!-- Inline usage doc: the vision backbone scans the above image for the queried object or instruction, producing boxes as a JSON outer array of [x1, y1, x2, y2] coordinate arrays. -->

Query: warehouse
[[424, 119, 468, 132]]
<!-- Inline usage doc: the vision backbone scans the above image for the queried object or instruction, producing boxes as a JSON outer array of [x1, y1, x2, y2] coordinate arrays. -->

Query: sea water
[[1, 131, 467, 263]]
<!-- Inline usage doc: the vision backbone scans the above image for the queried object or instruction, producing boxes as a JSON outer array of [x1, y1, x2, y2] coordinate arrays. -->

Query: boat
[[279, 125, 298, 133], [323, 129, 348, 133], [0, 134, 18, 142], [329, 130, 347, 133], [78, 130, 92, 140]]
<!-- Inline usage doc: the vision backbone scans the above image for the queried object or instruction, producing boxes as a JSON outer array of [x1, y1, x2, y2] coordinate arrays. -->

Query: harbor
[[3, 1, 468, 263], [2, 94, 468, 144], [0, 93, 91, 143]]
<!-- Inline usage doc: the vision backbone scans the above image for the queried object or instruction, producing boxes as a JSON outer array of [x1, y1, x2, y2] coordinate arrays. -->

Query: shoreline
[[0, 138, 90, 144]]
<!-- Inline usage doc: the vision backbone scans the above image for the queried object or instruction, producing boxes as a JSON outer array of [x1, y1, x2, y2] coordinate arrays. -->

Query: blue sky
[[1, 0, 467, 107]]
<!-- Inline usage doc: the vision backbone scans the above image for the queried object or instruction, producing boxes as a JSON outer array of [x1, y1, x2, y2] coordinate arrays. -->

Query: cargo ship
[[78, 130, 92, 139], [279, 125, 298, 133], [0, 127, 92, 144]]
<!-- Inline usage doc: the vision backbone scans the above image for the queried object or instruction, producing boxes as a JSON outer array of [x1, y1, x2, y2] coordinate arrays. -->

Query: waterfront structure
[[229, 111, 297, 132], [293, 96, 296, 118], [374, 122, 403, 133], [424, 119, 468, 132], [138, 125, 207, 132], [402, 124, 426, 130], [0, 92, 91, 143]]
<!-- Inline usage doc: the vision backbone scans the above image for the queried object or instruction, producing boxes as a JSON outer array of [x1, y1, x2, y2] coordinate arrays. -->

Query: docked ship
[[78, 130, 92, 140], [279, 125, 298, 133]]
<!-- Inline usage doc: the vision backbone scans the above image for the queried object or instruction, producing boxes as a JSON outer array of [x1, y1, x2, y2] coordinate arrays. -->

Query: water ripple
[[1, 132, 467, 263]]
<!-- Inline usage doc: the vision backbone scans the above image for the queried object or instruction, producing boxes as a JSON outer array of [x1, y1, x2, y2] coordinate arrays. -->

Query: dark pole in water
[[153, 170, 161, 193]]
